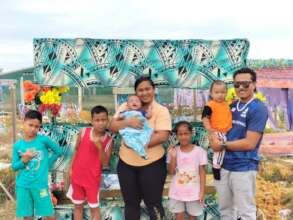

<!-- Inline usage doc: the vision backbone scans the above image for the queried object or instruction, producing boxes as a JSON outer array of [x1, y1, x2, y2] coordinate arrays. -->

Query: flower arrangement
[[23, 80, 41, 103], [23, 80, 69, 119], [226, 87, 266, 104]]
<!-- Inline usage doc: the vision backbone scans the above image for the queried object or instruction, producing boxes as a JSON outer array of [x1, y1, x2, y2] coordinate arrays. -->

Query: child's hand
[[199, 192, 205, 206], [92, 137, 103, 150], [21, 150, 34, 163], [168, 146, 177, 159]]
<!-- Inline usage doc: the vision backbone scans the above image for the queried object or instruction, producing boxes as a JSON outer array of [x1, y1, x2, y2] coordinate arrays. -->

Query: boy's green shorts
[[16, 187, 54, 218]]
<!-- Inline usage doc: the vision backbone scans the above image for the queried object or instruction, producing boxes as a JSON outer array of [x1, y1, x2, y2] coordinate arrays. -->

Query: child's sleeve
[[201, 106, 212, 119], [11, 143, 26, 171], [140, 110, 147, 118], [44, 136, 63, 169]]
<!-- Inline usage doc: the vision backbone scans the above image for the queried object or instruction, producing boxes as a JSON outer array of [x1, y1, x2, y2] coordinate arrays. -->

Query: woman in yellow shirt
[[110, 76, 171, 220]]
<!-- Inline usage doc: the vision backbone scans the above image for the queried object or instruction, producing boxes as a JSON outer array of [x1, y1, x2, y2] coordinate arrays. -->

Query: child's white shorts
[[169, 198, 203, 216]]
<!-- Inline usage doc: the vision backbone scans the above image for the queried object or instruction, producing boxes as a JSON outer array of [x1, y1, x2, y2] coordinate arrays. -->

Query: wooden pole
[[10, 83, 17, 143], [20, 77, 24, 106], [78, 86, 83, 111], [0, 180, 15, 202], [193, 89, 197, 121]]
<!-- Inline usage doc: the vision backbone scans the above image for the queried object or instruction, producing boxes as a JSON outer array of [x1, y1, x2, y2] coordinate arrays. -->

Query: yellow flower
[[40, 89, 61, 104], [225, 87, 237, 104], [255, 92, 267, 102], [225, 87, 266, 103], [59, 86, 70, 94]]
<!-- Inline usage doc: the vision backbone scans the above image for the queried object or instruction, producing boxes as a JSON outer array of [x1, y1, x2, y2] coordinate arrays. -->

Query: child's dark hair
[[210, 80, 227, 92], [134, 76, 155, 91], [91, 105, 108, 118], [174, 121, 193, 134], [24, 110, 42, 123]]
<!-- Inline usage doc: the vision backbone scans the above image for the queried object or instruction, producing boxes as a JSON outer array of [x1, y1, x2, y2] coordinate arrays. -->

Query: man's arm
[[210, 104, 268, 152], [226, 131, 262, 151], [210, 130, 263, 152]]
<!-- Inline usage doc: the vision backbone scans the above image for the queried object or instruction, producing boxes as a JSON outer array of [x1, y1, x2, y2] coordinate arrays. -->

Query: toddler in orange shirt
[[202, 80, 232, 180]]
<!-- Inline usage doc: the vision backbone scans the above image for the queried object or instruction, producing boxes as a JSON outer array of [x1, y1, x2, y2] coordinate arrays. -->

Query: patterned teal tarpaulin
[[33, 38, 249, 89]]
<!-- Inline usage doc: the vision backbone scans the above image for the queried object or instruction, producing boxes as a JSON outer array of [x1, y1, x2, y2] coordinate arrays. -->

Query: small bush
[[281, 191, 293, 218], [0, 168, 15, 204]]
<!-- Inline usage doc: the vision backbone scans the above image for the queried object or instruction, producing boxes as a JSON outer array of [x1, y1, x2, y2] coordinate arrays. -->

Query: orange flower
[[51, 193, 58, 206], [23, 80, 34, 91], [42, 87, 50, 93], [24, 92, 35, 103], [32, 84, 41, 93]]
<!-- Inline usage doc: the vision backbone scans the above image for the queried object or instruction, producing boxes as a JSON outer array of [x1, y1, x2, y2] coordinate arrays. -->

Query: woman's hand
[[126, 117, 143, 129]]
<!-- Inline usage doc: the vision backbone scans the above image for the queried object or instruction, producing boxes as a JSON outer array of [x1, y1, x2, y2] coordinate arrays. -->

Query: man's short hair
[[233, 67, 257, 82]]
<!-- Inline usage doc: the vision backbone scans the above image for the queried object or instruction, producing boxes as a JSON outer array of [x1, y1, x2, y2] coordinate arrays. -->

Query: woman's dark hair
[[210, 80, 227, 92], [174, 121, 193, 134], [134, 76, 155, 91], [91, 105, 108, 118], [233, 67, 257, 82], [24, 110, 42, 123]]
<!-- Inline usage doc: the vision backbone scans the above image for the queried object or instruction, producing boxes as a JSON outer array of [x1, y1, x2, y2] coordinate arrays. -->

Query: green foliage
[[248, 59, 293, 69], [261, 166, 293, 185]]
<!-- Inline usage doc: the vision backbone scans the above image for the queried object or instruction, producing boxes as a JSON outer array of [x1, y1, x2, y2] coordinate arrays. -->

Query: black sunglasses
[[234, 81, 253, 89]]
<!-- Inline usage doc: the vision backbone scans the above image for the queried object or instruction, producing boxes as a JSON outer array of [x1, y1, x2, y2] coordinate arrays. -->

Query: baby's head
[[210, 80, 227, 103], [127, 95, 142, 110]]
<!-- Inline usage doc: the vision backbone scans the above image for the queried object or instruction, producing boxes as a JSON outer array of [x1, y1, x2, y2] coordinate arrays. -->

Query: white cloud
[[248, 37, 293, 59], [1, 0, 293, 71]]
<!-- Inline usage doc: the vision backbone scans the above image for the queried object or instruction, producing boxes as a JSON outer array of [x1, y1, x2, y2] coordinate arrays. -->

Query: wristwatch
[[220, 142, 228, 150]]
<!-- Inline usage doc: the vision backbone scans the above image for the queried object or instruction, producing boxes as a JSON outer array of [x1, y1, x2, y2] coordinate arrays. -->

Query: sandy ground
[[0, 200, 16, 220]]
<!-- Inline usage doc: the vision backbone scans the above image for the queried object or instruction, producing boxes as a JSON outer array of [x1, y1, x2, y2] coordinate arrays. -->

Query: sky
[[1, 0, 293, 72]]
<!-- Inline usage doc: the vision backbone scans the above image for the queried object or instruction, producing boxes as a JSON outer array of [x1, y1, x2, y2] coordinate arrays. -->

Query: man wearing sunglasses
[[210, 67, 268, 220]]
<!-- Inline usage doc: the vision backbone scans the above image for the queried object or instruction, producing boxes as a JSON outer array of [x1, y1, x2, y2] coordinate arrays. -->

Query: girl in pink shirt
[[167, 121, 207, 220]]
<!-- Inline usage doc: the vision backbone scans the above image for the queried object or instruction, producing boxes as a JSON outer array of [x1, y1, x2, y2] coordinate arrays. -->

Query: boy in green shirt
[[11, 110, 62, 220]]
